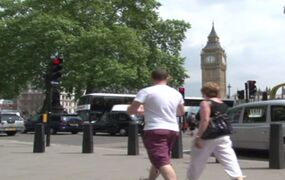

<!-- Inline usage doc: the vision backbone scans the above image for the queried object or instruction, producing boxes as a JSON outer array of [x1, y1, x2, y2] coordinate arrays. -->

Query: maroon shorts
[[143, 129, 179, 169]]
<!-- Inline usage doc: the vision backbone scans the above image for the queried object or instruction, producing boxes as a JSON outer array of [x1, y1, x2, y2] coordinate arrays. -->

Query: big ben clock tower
[[201, 23, 227, 98]]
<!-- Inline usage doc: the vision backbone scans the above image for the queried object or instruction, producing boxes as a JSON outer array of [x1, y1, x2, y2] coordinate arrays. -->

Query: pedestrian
[[186, 82, 245, 180], [127, 68, 185, 180], [186, 112, 197, 136]]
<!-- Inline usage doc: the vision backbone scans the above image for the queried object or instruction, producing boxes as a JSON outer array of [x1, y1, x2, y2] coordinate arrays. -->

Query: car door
[[28, 114, 41, 131], [237, 105, 268, 150], [227, 107, 243, 148], [93, 113, 110, 132], [116, 113, 131, 130], [270, 105, 285, 137]]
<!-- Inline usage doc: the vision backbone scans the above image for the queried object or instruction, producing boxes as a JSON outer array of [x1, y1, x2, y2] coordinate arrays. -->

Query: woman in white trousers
[[186, 82, 245, 180]]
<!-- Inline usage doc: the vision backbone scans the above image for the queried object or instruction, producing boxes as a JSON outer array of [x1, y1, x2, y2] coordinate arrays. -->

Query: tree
[[0, 0, 190, 111]]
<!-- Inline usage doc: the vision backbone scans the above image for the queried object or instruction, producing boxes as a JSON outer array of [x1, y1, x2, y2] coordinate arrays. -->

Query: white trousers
[[186, 136, 243, 180]]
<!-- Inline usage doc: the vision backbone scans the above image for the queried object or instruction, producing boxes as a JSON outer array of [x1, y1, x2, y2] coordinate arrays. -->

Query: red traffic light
[[179, 87, 185, 93], [51, 56, 63, 83], [52, 57, 63, 65], [178, 87, 185, 99]]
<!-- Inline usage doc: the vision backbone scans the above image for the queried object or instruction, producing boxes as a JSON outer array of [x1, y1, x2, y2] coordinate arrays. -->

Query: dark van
[[24, 114, 83, 134], [91, 111, 144, 136]]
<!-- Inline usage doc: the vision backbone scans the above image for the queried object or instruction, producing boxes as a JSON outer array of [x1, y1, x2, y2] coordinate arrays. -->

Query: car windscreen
[[271, 105, 285, 122], [1, 114, 20, 121], [62, 116, 82, 121], [30, 114, 41, 122]]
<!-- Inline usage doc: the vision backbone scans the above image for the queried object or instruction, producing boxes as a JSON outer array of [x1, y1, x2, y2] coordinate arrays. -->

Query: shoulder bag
[[201, 103, 233, 140]]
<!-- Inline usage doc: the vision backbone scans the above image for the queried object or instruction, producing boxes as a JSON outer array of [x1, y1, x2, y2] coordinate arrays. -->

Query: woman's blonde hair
[[201, 82, 220, 98]]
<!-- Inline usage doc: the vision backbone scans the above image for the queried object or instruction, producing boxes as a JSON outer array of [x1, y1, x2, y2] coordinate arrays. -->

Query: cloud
[[158, 0, 285, 97]]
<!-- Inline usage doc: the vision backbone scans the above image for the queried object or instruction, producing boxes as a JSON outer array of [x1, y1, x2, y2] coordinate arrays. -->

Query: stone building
[[17, 88, 45, 118], [60, 91, 77, 114], [201, 23, 227, 98], [17, 88, 77, 117]]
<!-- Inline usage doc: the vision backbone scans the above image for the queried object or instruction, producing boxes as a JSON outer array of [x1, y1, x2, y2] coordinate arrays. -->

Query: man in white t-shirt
[[128, 69, 185, 180]]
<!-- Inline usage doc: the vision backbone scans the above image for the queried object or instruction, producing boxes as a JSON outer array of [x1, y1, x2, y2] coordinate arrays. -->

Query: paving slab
[[0, 139, 285, 180]]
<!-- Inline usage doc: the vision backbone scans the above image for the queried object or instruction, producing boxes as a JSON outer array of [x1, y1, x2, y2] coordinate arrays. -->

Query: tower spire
[[204, 22, 222, 50], [208, 22, 218, 41]]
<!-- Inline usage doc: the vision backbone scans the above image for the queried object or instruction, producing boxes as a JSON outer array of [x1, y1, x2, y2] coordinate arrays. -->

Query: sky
[[158, 0, 285, 97]]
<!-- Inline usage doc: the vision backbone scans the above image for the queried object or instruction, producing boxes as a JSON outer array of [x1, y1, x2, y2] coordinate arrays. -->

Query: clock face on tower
[[206, 55, 216, 64]]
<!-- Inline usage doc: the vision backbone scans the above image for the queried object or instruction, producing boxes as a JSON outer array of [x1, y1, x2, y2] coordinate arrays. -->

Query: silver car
[[227, 100, 285, 150], [0, 111, 25, 136]]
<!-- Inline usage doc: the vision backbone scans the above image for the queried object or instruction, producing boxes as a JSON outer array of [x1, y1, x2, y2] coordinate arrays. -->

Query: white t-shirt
[[134, 84, 184, 132]]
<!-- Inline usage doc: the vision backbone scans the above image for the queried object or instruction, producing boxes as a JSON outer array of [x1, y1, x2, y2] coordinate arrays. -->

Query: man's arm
[[127, 100, 143, 115], [177, 103, 185, 117]]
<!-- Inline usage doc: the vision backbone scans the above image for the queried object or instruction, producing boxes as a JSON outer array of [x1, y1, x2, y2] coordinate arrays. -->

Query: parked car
[[227, 100, 285, 150], [0, 111, 25, 136], [24, 114, 83, 134], [24, 114, 41, 133], [91, 111, 144, 136]]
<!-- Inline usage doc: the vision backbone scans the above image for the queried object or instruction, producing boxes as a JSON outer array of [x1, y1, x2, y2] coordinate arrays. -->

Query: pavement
[[1, 137, 285, 180]]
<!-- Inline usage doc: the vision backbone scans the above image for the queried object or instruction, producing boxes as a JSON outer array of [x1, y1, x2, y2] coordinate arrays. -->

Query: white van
[[227, 100, 285, 150]]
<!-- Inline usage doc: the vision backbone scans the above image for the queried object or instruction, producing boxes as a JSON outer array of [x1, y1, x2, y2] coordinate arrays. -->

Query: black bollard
[[82, 122, 94, 153], [172, 117, 183, 159], [128, 121, 139, 155], [45, 113, 51, 147], [171, 130, 183, 158], [269, 123, 285, 169], [33, 123, 45, 153]]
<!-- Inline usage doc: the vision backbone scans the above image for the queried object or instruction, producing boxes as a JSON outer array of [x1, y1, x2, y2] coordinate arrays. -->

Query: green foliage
[[0, 0, 191, 99]]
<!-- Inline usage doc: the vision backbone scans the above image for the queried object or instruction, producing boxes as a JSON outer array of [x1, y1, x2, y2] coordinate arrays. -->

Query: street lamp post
[[227, 83, 231, 99]]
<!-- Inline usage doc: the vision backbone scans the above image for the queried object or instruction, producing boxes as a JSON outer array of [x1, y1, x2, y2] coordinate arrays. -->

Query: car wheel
[[108, 127, 117, 136], [71, 131, 78, 134], [118, 128, 127, 136], [138, 127, 144, 136], [50, 128, 57, 135], [22, 130, 28, 134], [110, 132, 116, 136], [6, 131, 17, 136]]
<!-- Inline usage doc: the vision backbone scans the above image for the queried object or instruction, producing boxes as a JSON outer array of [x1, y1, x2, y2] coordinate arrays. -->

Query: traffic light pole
[[46, 84, 52, 147], [172, 116, 183, 158], [245, 82, 249, 103], [46, 53, 64, 147], [172, 87, 185, 159]]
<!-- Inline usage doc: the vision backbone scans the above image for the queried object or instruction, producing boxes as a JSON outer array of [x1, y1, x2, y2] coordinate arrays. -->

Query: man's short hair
[[151, 69, 169, 81]]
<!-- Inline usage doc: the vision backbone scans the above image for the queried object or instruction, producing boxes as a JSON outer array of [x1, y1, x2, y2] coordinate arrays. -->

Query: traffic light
[[178, 87, 185, 99], [50, 56, 63, 84], [237, 90, 244, 100], [262, 91, 268, 101], [248, 80, 257, 97]]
